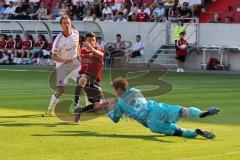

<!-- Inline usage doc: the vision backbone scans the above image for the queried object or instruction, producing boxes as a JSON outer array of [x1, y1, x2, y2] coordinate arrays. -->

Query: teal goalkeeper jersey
[[108, 88, 151, 127]]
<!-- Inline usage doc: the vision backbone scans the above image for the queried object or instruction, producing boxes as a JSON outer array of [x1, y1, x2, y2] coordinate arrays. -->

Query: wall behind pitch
[[97, 22, 167, 60]]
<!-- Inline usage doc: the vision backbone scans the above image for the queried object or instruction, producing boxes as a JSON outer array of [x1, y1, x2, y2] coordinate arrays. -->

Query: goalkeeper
[[108, 77, 220, 139]]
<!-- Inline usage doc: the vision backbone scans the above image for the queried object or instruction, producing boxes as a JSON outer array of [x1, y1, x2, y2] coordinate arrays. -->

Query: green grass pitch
[[0, 65, 240, 160]]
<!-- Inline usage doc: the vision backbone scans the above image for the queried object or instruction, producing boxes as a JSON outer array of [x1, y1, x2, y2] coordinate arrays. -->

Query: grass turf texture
[[0, 65, 240, 160]]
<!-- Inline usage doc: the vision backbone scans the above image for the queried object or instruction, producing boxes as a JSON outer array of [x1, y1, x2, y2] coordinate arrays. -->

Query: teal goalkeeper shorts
[[146, 100, 183, 135]]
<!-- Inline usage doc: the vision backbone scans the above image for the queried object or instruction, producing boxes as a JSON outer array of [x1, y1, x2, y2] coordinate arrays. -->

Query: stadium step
[[148, 45, 178, 68]]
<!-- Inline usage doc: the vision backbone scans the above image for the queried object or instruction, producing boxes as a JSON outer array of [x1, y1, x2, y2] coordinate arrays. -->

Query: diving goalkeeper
[[108, 77, 220, 139]]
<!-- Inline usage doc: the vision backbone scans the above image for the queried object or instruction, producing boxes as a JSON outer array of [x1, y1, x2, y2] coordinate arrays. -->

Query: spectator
[[143, 2, 151, 15], [50, 2, 60, 19], [107, 33, 126, 66], [0, 1, 6, 14], [123, 34, 144, 67], [36, 2, 48, 20], [168, 6, 178, 18], [102, 2, 112, 18], [0, 13, 4, 19], [135, 6, 149, 22], [83, 9, 93, 21], [73, 1, 85, 20], [14, 2, 27, 19], [150, 11, 160, 22], [178, 2, 192, 19], [176, 32, 188, 72], [26, 2, 37, 20], [4, 1, 16, 19], [116, 11, 127, 22], [104, 13, 113, 21], [105, 0, 115, 6], [58, 2, 69, 17], [153, 2, 165, 18], [96, 36, 105, 50], [129, 3, 139, 16], [224, 16, 232, 23], [208, 13, 220, 23], [112, 0, 125, 12], [92, 13, 100, 21]]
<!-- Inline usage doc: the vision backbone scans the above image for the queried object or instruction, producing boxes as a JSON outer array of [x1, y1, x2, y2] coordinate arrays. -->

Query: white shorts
[[56, 63, 80, 87], [42, 50, 50, 56]]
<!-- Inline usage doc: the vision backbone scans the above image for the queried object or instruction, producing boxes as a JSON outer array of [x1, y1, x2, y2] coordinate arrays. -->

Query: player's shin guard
[[186, 107, 202, 118]]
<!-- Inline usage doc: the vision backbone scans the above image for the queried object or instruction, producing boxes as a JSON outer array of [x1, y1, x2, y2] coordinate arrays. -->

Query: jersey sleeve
[[51, 34, 62, 55], [108, 103, 123, 123]]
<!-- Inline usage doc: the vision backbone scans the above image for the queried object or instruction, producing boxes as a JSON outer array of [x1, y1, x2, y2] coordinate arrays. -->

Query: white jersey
[[52, 29, 79, 68], [133, 41, 144, 55]]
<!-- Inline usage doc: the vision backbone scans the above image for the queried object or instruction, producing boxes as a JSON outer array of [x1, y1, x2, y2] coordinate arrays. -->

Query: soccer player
[[108, 77, 220, 139], [4, 35, 15, 64], [0, 34, 7, 54], [176, 32, 188, 72], [45, 15, 80, 115], [74, 32, 105, 123]]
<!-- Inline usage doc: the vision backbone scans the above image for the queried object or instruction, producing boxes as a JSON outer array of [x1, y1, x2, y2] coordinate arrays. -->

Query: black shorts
[[131, 51, 141, 58], [77, 73, 104, 103], [176, 55, 186, 62]]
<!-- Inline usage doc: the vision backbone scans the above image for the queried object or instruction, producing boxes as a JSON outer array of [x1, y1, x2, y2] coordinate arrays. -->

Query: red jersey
[[0, 39, 7, 49], [80, 47, 104, 82], [135, 12, 149, 22], [177, 38, 188, 56], [48, 43, 52, 50], [6, 40, 15, 49], [35, 41, 45, 48], [106, 0, 115, 6], [22, 40, 32, 49]]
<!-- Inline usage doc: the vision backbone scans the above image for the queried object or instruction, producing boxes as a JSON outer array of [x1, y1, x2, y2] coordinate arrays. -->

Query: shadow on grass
[[0, 121, 77, 127], [32, 130, 171, 142], [0, 114, 44, 119]]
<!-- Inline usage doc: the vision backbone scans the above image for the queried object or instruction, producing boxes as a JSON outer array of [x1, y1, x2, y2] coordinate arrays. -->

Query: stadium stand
[[200, 0, 240, 23]]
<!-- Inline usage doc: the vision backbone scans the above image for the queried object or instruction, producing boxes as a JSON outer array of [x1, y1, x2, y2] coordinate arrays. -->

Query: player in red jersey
[[16, 34, 33, 59], [4, 35, 15, 64], [0, 34, 7, 54], [74, 32, 105, 123], [30, 34, 45, 58]]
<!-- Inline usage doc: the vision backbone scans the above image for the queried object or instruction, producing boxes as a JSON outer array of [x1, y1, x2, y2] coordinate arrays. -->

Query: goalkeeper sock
[[182, 130, 198, 138], [186, 107, 202, 118], [173, 128, 197, 138], [48, 93, 59, 110]]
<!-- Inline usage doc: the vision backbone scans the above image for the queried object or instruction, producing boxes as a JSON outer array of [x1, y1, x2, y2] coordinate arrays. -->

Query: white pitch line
[[181, 151, 240, 160]]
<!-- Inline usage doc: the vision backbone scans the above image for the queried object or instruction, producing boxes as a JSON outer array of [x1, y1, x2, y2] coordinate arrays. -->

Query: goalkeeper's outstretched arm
[[108, 104, 123, 123]]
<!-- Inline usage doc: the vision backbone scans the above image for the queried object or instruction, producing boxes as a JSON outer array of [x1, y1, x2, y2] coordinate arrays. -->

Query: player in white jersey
[[45, 15, 81, 115]]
